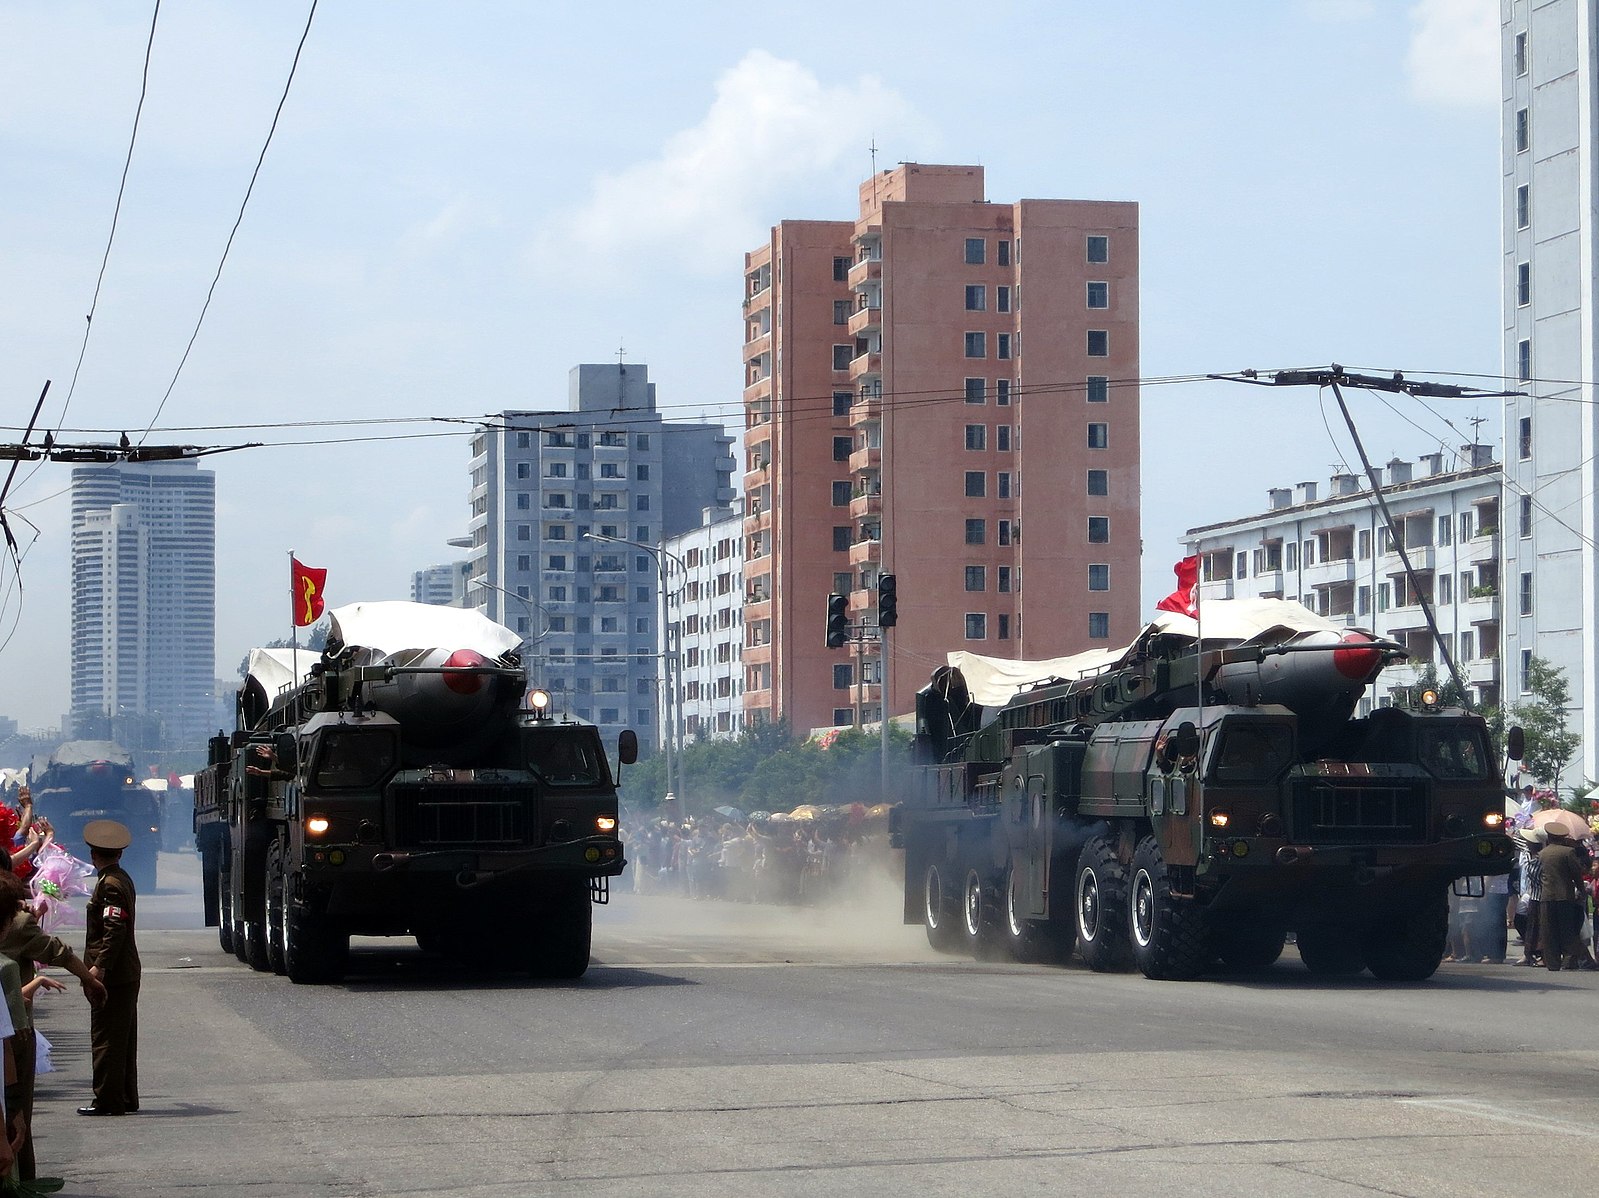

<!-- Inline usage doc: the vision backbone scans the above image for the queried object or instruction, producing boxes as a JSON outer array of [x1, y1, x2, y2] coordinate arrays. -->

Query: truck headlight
[[596, 816, 617, 833], [306, 815, 331, 837]]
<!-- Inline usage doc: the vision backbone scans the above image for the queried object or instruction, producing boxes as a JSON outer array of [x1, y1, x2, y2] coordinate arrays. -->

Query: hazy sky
[[0, 0, 1502, 730]]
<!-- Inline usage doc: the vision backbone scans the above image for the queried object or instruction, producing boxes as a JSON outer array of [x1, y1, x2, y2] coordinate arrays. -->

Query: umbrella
[[789, 805, 823, 821], [712, 805, 746, 823], [1530, 808, 1595, 840]]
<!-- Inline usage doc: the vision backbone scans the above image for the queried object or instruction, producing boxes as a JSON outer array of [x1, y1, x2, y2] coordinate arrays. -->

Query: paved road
[[26, 854, 1599, 1196]]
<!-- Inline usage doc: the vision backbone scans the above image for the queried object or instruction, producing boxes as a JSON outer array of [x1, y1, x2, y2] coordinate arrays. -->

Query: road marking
[[1398, 1097, 1599, 1140]]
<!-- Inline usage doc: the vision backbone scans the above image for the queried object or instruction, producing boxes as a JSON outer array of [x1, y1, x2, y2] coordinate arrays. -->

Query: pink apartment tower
[[741, 164, 1140, 734]]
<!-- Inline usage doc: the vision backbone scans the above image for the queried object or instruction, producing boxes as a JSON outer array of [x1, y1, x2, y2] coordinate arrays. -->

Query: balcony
[[744, 329, 771, 356], [847, 256, 881, 288], [849, 537, 881, 567], [1462, 529, 1500, 563], [848, 352, 882, 381], [1461, 588, 1500, 623], [847, 305, 881, 337], [1391, 544, 1436, 570], [1303, 557, 1356, 585], [1466, 656, 1500, 685], [848, 445, 880, 473], [849, 491, 881, 520], [1199, 578, 1235, 601]]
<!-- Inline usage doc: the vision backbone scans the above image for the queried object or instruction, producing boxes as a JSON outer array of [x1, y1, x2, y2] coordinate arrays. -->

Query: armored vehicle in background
[[194, 601, 634, 984], [897, 599, 1513, 981], [32, 740, 160, 891]]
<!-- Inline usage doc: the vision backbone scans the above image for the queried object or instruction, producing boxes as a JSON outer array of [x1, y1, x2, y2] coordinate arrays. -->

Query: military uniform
[[82, 821, 140, 1116], [3, 910, 93, 1171]]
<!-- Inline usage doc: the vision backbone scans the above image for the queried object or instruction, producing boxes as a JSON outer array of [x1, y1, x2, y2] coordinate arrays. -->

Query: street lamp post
[[465, 577, 552, 686], [584, 532, 686, 804]]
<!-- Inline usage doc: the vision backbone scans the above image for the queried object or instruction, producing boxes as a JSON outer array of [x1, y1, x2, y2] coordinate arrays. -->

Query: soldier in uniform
[[79, 819, 140, 1116]]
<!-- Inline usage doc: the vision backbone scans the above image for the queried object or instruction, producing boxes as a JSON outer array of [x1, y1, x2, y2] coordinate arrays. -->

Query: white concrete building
[[662, 507, 744, 741], [1500, 1, 1599, 783], [1185, 448, 1503, 713], [410, 561, 470, 607]]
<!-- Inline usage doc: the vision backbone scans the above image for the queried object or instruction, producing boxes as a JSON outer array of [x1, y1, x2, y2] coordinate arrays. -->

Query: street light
[[465, 577, 553, 692], [583, 532, 686, 802]]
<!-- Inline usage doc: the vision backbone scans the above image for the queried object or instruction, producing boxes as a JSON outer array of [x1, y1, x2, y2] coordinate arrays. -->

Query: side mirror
[[1172, 720, 1201, 760], [1507, 726, 1525, 763], [618, 729, 639, 766]]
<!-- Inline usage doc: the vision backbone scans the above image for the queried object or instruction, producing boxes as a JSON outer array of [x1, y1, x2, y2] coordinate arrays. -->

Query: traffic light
[[877, 573, 898, 628], [825, 593, 850, 648]]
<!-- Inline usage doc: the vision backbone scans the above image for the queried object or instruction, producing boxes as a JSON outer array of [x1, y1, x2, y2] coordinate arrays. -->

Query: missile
[[1211, 630, 1386, 719], [361, 647, 506, 750]]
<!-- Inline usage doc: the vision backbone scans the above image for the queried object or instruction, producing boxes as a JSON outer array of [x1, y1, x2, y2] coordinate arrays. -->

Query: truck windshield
[[1211, 723, 1294, 784], [1418, 725, 1491, 780], [526, 732, 603, 786], [312, 731, 397, 789]]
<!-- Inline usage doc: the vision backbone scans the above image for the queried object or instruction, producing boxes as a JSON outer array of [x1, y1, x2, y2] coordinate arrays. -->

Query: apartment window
[[964, 378, 986, 404], [1358, 529, 1371, 559], [996, 286, 1011, 313], [1377, 528, 1392, 555], [636, 464, 650, 481], [1518, 339, 1532, 382], [1515, 107, 1529, 153], [997, 614, 1011, 640], [997, 520, 1013, 546], [997, 566, 1012, 593], [1286, 542, 1299, 570], [997, 239, 1011, 266], [1087, 330, 1109, 357], [997, 333, 1012, 359], [965, 425, 987, 451], [1087, 422, 1109, 449], [635, 495, 649, 511], [1376, 583, 1389, 612], [829, 390, 851, 417], [996, 426, 1011, 451], [1087, 469, 1108, 497], [1437, 515, 1452, 547], [1459, 511, 1473, 541], [965, 613, 987, 640], [517, 555, 530, 571], [516, 462, 532, 480], [1086, 281, 1109, 309], [1517, 262, 1531, 307], [1516, 184, 1530, 230], [833, 526, 850, 552], [1461, 630, 1475, 661], [833, 664, 853, 690], [516, 493, 531, 510], [1088, 564, 1110, 591], [1518, 416, 1532, 459], [833, 299, 851, 325], [1520, 494, 1533, 538], [997, 471, 1011, 498], [1087, 516, 1109, 544], [965, 566, 986, 592], [965, 519, 986, 545], [833, 256, 849, 282], [1088, 612, 1110, 639], [1520, 571, 1533, 615], [996, 379, 1011, 406], [517, 525, 532, 542], [1087, 375, 1109, 403], [832, 481, 851, 506], [965, 471, 986, 497], [515, 431, 530, 449], [1304, 539, 1317, 565], [832, 708, 854, 727], [833, 436, 851, 462], [964, 238, 985, 265], [832, 572, 852, 594], [965, 285, 986, 311], [1357, 585, 1370, 615], [1087, 235, 1109, 263], [548, 554, 567, 571], [1439, 573, 1452, 605], [1520, 648, 1533, 691], [833, 344, 852, 371], [1515, 31, 1527, 76], [964, 332, 986, 358]]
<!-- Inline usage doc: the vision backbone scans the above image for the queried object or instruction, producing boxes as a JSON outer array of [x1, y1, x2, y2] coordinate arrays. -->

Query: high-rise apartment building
[[742, 164, 1140, 733], [1500, 2, 1599, 783], [411, 560, 470, 607], [69, 460, 216, 757], [467, 364, 735, 752], [662, 506, 744, 741]]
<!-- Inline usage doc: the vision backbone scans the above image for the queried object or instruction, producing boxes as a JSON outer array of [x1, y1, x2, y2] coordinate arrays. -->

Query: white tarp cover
[[327, 601, 521, 660], [949, 599, 1354, 708], [245, 647, 315, 699]]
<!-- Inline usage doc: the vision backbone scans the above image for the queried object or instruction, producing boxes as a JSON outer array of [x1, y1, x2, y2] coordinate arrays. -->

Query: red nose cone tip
[[1332, 634, 1383, 680], [442, 648, 487, 694]]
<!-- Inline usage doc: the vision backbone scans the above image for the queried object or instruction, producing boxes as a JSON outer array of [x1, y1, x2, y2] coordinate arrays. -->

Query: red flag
[[1156, 554, 1199, 617], [291, 558, 327, 627]]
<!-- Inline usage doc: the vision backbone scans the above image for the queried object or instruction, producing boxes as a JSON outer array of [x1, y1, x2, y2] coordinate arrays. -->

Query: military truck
[[194, 600, 635, 984], [897, 599, 1514, 981], [32, 740, 160, 892]]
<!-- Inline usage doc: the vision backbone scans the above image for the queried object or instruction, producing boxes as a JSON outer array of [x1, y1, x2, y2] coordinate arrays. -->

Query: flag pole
[[289, 549, 299, 715]]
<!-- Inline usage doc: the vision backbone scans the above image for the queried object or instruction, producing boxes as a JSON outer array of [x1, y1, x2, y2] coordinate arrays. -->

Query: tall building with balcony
[[410, 560, 470, 607], [1500, 3, 1599, 781], [662, 506, 744, 740], [742, 163, 1140, 733], [1184, 447, 1503, 712], [69, 460, 216, 757], [466, 364, 736, 753]]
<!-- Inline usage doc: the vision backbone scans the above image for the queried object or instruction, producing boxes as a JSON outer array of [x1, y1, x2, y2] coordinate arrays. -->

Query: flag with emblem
[[291, 557, 327, 627], [1155, 554, 1200, 618]]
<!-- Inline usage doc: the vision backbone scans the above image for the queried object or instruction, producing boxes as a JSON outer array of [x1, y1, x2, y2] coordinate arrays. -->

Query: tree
[[1484, 655, 1580, 788]]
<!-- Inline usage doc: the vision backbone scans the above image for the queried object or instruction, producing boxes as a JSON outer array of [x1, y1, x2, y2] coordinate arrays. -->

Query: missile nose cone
[[1332, 633, 1383, 680], [443, 648, 488, 694]]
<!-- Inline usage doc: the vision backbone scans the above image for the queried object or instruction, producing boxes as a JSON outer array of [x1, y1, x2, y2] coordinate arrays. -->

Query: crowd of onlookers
[[1448, 814, 1597, 969], [626, 819, 892, 905]]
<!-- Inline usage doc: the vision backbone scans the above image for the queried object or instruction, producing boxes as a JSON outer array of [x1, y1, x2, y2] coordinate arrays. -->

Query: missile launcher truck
[[897, 599, 1515, 981], [194, 601, 636, 984], [31, 741, 161, 893]]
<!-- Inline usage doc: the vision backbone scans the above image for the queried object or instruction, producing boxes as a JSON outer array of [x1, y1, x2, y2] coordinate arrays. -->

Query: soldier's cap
[[83, 820, 131, 851]]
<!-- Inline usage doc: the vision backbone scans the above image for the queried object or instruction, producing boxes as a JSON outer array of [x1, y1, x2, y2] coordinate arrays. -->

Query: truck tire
[[1296, 924, 1365, 975], [265, 843, 287, 976], [218, 864, 236, 955], [1212, 922, 1286, 972], [285, 907, 347, 985], [1128, 837, 1208, 980], [527, 881, 593, 980], [960, 868, 989, 958], [1363, 887, 1448, 982], [1074, 835, 1132, 972], [922, 862, 962, 953]]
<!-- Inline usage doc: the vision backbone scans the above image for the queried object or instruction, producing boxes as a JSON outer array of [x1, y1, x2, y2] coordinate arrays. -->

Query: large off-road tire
[[999, 864, 1046, 963], [1364, 886, 1449, 982], [218, 864, 236, 956], [265, 843, 287, 976], [1297, 923, 1366, 976], [527, 881, 594, 980], [284, 906, 347, 985], [922, 861, 962, 953], [960, 867, 990, 958], [1075, 834, 1132, 972], [1212, 922, 1287, 972], [1128, 837, 1209, 980]]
